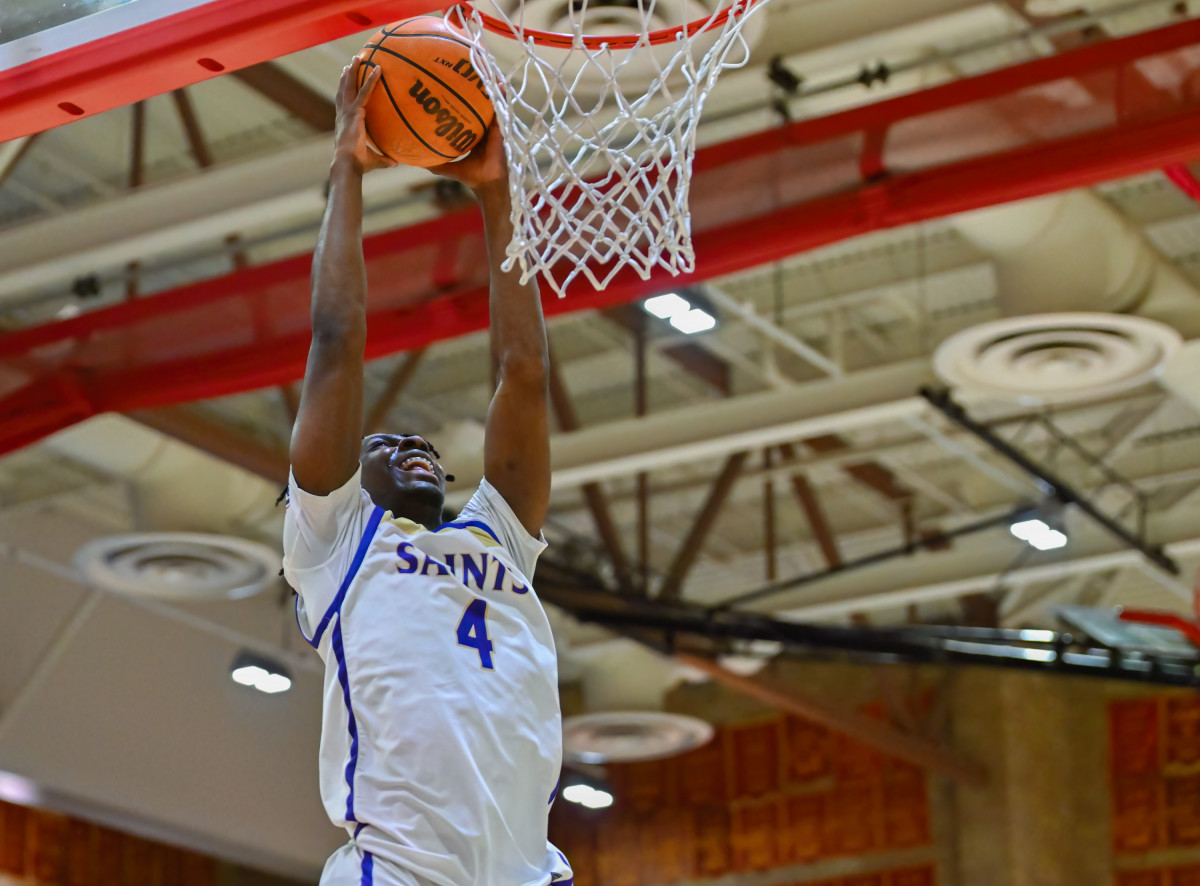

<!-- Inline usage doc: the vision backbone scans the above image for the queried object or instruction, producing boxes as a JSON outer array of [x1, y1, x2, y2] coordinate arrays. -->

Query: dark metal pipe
[[560, 600, 1200, 688]]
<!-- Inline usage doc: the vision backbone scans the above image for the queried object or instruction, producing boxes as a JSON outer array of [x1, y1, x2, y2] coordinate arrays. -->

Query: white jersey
[[282, 468, 572, 886]]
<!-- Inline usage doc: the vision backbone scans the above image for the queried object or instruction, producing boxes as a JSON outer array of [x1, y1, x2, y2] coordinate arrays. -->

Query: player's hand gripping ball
[[355, 16, 496, 168]]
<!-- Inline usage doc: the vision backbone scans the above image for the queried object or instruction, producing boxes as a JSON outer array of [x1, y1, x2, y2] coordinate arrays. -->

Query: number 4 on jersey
[[457, 598, 495, 669]]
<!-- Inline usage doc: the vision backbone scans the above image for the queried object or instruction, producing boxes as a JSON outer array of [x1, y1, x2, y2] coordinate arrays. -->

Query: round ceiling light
[[933, 313, 1180, 404], [74, 533, 280, 601], [562, 711, 714, 764]]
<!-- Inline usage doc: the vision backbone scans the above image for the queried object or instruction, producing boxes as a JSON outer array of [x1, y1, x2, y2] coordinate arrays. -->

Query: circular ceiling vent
[[933, 313, 1180, 404], [563, 711, 714, 764], [74, 533, 280, 601]]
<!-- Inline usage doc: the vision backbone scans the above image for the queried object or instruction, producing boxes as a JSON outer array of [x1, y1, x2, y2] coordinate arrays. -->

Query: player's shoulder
[[450, 478, 547, 576], [433, 517, 504, 549]]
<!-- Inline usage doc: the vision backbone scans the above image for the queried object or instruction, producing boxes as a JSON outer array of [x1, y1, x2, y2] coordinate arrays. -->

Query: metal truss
[[541, 585, 1200, 688], [919, 387, 1178, 575]]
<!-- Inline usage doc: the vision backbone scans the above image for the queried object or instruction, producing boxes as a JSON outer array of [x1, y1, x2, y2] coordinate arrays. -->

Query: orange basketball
[[355, 17, 494, 168]]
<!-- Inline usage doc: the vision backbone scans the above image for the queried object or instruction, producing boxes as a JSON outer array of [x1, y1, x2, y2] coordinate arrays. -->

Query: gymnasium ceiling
[[4, 0, 1200, 878]]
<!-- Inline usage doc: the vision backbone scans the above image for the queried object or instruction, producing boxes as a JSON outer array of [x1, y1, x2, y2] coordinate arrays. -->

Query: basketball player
[[282, 58, 571, 886]]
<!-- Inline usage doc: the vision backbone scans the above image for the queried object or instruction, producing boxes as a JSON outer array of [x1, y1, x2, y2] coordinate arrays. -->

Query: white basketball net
[[448, 0, 767, 297]]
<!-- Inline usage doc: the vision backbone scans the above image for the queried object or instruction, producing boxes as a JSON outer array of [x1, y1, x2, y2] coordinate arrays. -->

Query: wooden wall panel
[[597, 816, 643, 886], [1110, 694, 1200, 886], [727, 720, 782, 799], [97, 825, 125, 884], [783, 716, 833, 785], [1112, 777, 1163, 853], [639, 808, 694, 885], [730, 798, 782, 871], [1165, 697, 1200, 767], [1113, 869, 1161, 883], [613, 759, 677, 815], [776, 866, 936, 886], [677, 732, 728, 807], [693, 805, 732, 879], [1116, 873, 1163, 886], [27, 808, 66, 884], [552, 708, 935, 886], [1111, 700, 1160, 778], [841, 874, 885, 886], [1171, 867, 1200, 886], [0, 802, 25, 875], [891, 866, 937, 886], [881, 761, 931, 850], [63, 818, 94, 886], [1165, 775, 1200, 846], [781, 793, 824, 864], [0, 799, 225, 886]]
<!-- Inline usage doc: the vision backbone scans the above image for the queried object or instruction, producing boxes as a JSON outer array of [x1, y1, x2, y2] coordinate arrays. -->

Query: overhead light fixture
[[230, 651, 292, 695], [641, 292, 717, 335], [643, 292, 691, 319], [669, 309, 717, 335], [1009, 518, 1067, 551], [562, 782, 613, 810], [559, 770, 614, 809]]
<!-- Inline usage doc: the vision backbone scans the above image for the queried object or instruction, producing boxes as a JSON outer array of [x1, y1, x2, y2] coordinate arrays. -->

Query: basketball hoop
[[1115, 566, 1200, 650], [447, 0, 772, 296]]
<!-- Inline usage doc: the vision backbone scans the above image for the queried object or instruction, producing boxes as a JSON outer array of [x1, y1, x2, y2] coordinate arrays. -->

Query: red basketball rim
[[455, 0, 758, 50]]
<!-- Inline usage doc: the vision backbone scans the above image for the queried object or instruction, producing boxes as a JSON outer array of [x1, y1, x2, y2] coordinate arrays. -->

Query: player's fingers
[[337, 61, 358, 106], [355, 64, 383, 105], [366, 150, 398, 171]]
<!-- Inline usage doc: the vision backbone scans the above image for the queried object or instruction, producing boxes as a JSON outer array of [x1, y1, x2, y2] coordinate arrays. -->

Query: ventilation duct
[[40, 414, 280, 534], [938, 190, 1198, 401]]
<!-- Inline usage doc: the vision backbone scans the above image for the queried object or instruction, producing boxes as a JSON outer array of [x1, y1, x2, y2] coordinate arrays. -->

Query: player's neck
[[383, 496, 444, 530]]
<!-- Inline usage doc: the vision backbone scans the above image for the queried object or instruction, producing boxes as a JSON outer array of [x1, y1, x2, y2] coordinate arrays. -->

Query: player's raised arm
[[291, 59, 396, 495], [433, 129, 551, 536]]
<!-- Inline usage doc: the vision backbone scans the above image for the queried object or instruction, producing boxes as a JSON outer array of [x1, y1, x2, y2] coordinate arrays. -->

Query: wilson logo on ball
[[409, 79, 479, 152], [450, 58, 490, 97]]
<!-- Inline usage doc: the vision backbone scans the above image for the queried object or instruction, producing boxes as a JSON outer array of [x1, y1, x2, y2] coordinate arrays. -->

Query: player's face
[[359, 433, 447, 518]]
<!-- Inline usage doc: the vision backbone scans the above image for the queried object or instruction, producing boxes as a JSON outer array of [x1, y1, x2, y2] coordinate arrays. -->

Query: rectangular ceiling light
[[642, 292, 717, 335], [1009, 518, 1067, 551], [230, 651, 293, 694]]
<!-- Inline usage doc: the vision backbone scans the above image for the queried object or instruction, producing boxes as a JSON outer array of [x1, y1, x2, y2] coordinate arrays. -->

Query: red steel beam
[[4, 20, 1200, 455], [4, 99, 1200, 455], [695, 15, 1200, 173], [0, 0, 446, 142], [5, 100, 1200, 454]]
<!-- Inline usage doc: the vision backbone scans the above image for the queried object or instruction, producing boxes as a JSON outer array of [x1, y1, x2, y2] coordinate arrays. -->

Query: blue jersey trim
[[306, 506, 384, 649], [550, 850, 573, 886], [360, 849, 374, 886], [549, 775, 561, 806], [331, 619, 361, 824], [436, 519, 500, 545]]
